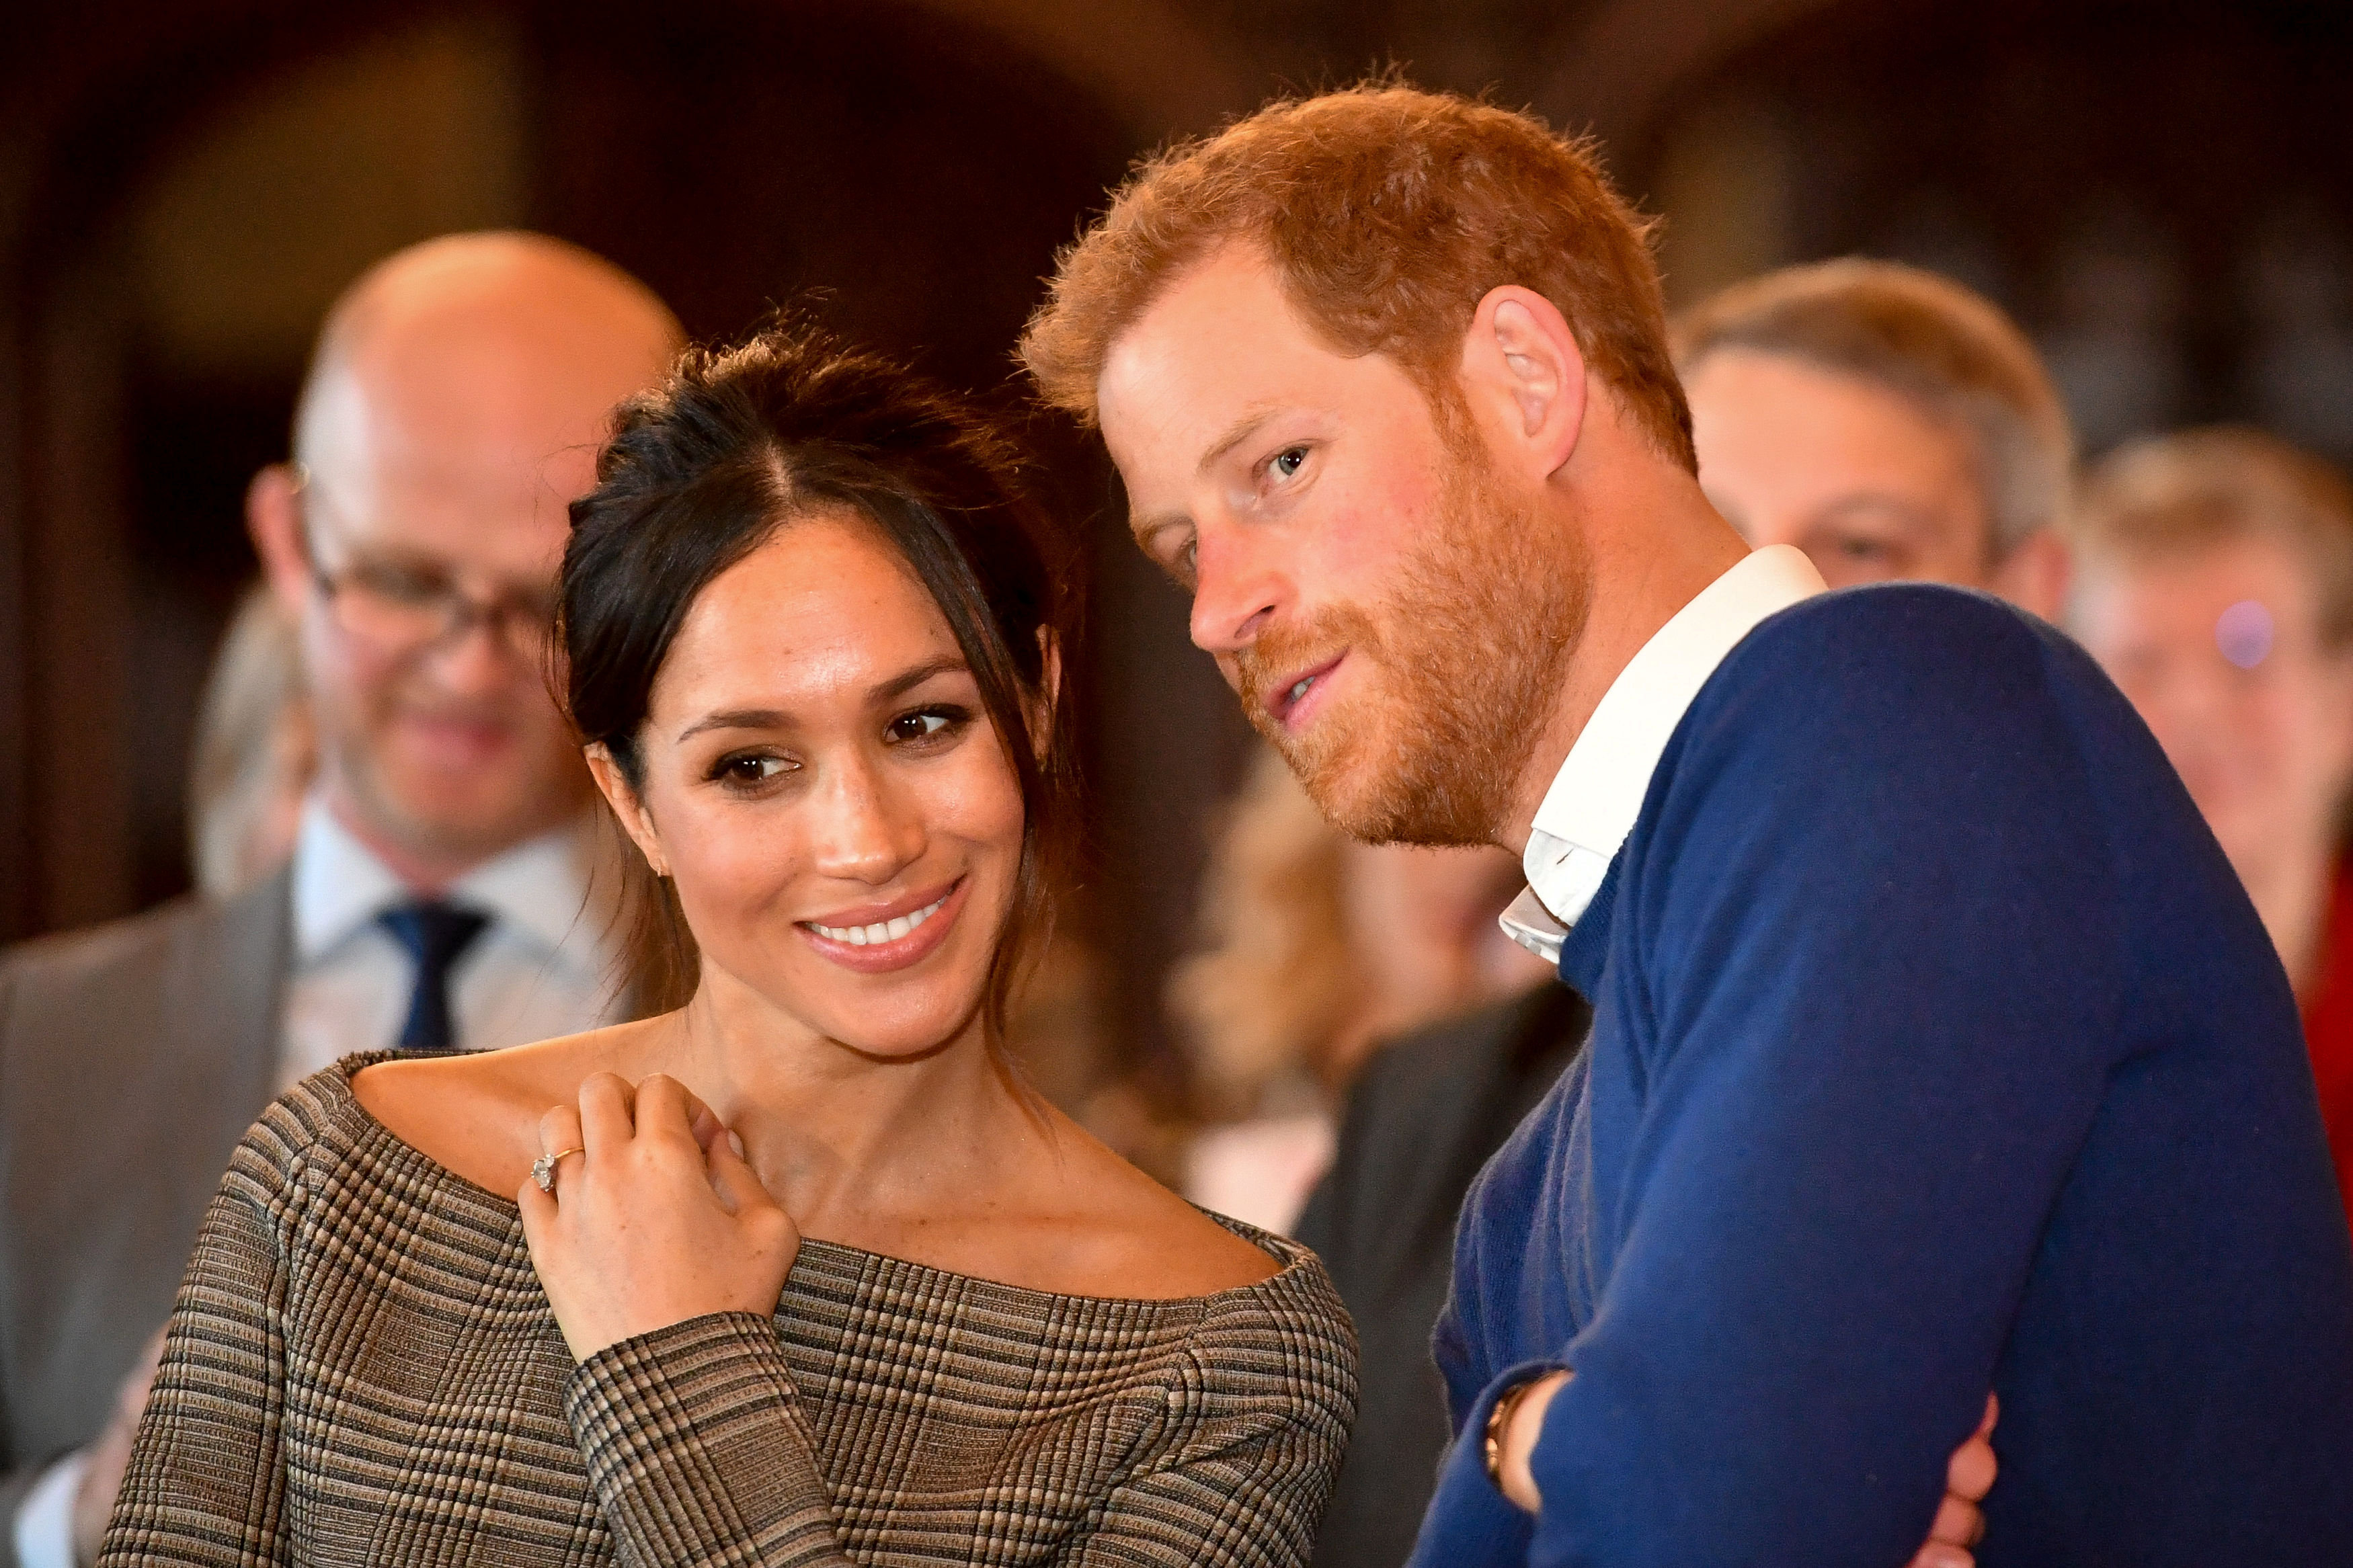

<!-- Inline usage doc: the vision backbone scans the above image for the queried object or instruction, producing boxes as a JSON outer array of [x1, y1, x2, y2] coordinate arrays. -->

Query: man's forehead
[[1097, 249, 1328, 451]]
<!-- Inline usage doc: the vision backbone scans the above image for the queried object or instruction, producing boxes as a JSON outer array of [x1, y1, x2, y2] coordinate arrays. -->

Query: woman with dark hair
[[100, 326, 1356, 1568]]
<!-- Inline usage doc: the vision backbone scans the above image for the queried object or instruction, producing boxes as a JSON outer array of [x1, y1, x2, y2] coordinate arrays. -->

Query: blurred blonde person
[[1172, 747, 1550, 1233], [188, 583, 315, 900], [2070, 428, 2353, 1220]]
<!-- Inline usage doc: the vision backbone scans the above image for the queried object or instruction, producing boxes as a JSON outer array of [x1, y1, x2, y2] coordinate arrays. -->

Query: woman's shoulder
[[1099, 1159, 1291, 1298], [348, 1022, 657, 1198], [1145, 1212, 1359, 1438], [1004, 1119, 1353, 1334]]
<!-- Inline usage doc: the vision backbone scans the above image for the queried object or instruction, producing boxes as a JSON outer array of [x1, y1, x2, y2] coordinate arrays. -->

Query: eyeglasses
[[292, 466, 558, 663]]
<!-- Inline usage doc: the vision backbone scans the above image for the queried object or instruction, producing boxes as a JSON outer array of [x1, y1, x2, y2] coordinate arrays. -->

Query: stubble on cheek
[[1228, 456, 1589, 849]]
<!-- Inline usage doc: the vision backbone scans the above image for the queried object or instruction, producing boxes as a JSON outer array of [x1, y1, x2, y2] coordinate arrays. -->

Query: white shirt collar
[[291, 793, 608, 966], [1501, 544, 1827, 964]]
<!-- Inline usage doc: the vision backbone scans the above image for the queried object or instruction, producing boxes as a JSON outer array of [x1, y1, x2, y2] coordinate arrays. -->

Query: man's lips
[[1265, 653, 1347, 729], [397, 710, 514, 764], [797, 878, 967, 974]]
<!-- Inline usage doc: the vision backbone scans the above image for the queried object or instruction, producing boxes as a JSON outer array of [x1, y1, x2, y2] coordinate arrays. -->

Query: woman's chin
[[787, 985, 990, 1062]]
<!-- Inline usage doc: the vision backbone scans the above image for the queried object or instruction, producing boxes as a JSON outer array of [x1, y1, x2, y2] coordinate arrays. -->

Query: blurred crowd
[[7, 221, 2353, 1568]]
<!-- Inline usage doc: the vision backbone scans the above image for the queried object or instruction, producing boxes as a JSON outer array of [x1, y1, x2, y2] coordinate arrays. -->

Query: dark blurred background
[[6, 0, 2352, 1100]]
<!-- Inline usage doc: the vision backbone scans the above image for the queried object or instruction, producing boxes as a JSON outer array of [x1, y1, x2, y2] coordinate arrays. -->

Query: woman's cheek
[[671, 801, 805, 958], [934, 743, 1029, 863]]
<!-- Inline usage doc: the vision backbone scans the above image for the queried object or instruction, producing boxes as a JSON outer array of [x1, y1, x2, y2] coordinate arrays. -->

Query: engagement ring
[[532, 1147, 584, 1194]]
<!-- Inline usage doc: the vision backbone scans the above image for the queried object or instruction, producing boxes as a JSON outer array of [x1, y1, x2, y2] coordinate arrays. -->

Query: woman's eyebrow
[[872, 657, 969, 703], [672, 659, 971, 744], [676, 708, 787, 744]]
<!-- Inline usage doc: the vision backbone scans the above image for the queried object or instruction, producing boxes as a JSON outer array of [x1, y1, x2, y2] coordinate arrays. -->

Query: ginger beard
[[1237, 434, 1591, 846]]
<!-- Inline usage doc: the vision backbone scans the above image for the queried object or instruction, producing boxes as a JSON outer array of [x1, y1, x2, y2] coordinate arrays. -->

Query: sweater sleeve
[[93, 1136, 298, 1567], [1523, 604, 2129, 1566], [565, 1313, 850, 1568], [567, 1270, 1358, 1568]]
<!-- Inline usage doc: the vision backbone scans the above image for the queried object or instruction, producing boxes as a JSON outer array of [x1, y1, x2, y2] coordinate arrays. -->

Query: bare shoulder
[[1036, 1116, 1283, 1299], [350, 1021, 660, 1196]]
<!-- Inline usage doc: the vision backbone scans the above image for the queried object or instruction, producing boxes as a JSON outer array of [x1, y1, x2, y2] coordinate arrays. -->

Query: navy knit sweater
[[1410, 585, 2353, 1567]]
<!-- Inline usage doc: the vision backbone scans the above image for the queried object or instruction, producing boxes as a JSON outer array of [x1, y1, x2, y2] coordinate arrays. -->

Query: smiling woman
[[97, 325, 1356, 1568]]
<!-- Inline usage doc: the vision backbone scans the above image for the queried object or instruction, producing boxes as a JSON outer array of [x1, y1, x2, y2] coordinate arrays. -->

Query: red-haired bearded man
[[1023, 85, 2353, 1568]]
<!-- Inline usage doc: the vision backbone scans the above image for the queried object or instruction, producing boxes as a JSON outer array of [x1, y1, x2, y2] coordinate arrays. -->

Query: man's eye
[[356, 561, 449, 606], [1270, 446, 1308, 481], [715, 754, 793, 785], [887, 708, 965, 745]]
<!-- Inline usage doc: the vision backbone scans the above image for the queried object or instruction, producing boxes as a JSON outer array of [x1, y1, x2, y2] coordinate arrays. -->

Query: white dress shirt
[[1500, 545, 1826, 964], [13, 796, 627, 1568], [277, 794, 626, 1089]]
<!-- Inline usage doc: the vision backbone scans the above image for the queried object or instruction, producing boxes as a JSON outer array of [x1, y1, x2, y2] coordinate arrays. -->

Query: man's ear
[[247, 464, 313, 620], [1992, 528, 2073, 624], [586, 744, 670, 878], [1458, 286, 1589, 482]]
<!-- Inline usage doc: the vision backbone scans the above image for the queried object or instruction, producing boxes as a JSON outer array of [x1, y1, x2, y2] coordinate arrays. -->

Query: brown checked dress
[[95, 1058, 1358, 1568]]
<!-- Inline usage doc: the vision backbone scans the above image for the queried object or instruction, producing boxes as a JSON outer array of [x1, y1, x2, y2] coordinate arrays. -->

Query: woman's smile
[[795, 875, 969, 974]]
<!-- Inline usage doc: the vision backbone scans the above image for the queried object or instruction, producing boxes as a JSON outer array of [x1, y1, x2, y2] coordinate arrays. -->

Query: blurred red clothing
[[2300, 858, 2353, 1226]]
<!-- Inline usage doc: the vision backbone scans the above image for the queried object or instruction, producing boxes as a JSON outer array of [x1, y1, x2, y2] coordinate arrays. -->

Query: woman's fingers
[[576, 1071, 637, 1153], [702, 1126, 774, 1217], [517, 1160, 559, 1239], [537, 1102, 584, 1162], [633, 1074, 701, 1149], [682, 1088, 723, 1153]]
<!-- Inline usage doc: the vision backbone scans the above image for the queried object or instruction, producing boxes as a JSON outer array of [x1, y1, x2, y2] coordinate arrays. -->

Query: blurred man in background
[[1675, 257, 2072, 619], [2071, 427, 2353, 1223], [1295, 254, 2079, 1568], [0, 231, 680, 1567]]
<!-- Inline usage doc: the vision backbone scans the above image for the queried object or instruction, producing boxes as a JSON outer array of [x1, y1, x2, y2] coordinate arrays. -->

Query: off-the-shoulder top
[[96, 1058, 1358, 1567]]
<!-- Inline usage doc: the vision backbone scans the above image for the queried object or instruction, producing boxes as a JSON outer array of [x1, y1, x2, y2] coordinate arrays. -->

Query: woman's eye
[[887, 708, 963, 745], [1269, 446, 1309, 481], [715, 754, 793, 786]]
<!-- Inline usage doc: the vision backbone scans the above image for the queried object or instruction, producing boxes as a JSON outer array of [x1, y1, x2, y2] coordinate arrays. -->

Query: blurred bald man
[[0, 233, 680, 1567], [1675, 258, 2074, 620]]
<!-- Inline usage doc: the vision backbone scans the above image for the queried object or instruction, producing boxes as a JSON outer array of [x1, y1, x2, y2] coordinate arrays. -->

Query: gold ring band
[[531, 1147, 585, 1194]]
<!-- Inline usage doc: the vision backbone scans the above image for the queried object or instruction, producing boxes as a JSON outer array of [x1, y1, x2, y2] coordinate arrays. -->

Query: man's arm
[[1522, 607, 2127, 1564], [1498, 1375, 1997, 1567]]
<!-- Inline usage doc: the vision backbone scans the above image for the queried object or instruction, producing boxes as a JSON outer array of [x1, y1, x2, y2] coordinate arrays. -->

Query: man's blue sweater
[[1412, 586, 2353, 1567]]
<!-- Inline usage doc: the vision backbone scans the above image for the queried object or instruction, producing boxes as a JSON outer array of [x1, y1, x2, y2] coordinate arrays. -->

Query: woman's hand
[[519, 1071, 799, 1363]]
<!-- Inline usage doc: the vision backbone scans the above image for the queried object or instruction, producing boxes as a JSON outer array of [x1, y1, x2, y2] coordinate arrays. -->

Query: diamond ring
[[532, 1147, 585, 1194]]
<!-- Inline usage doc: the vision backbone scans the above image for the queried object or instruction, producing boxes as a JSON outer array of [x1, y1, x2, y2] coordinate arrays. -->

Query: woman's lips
[[797, 878, 967, 974]]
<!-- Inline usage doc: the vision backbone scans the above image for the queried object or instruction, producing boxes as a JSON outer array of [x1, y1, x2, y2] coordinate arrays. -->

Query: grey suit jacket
[[0, 870, 288, 1553], [1294, 981, 1589, 1568]]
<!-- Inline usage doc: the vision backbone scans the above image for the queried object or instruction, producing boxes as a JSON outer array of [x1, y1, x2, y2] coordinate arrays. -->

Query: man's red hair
[[1019, 83, 1696, 470]]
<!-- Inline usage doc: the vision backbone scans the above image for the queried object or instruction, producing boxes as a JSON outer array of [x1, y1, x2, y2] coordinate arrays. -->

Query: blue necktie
[[378, 903, 490, 1054]]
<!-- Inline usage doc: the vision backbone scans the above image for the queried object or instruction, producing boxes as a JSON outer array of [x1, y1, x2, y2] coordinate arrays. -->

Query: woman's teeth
[[807, 892, 951, 947]]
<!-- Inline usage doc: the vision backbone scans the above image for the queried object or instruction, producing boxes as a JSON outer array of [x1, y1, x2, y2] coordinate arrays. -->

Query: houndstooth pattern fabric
[[97, 1061, 1357, 1567]]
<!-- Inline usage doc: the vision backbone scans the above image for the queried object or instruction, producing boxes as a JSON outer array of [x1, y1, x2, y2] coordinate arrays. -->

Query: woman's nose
[[807, 754, 924, 884]]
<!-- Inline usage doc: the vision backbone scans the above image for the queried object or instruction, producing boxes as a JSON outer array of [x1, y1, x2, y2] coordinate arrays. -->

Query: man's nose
[[1187, 522, 1286, 656], [419, 617, 520, 696], [809, 753, 926, 885]]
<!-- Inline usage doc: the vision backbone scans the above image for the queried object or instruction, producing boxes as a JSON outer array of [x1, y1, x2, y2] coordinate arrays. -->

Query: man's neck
[[1498, 472, 1751, 855], [321, 780, 545, 898]]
